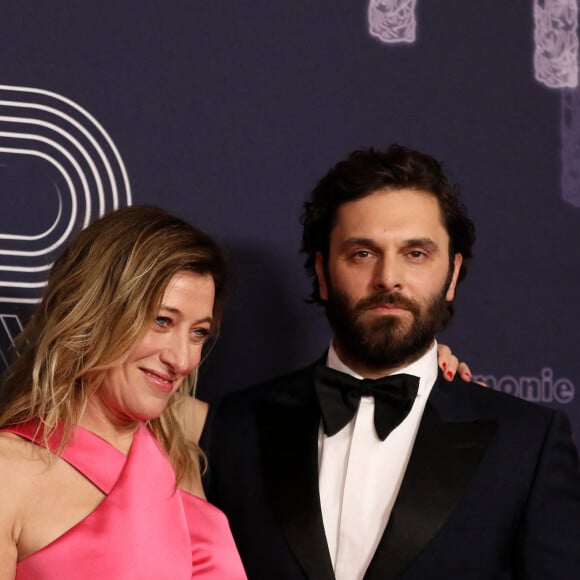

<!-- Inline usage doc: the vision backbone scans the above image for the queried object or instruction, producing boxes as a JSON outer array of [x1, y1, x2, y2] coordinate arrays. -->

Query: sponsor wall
[[1, 1, 579, 446]]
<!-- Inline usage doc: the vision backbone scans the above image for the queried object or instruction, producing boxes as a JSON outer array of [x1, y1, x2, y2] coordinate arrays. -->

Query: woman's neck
[[78, 401, 141, 455]]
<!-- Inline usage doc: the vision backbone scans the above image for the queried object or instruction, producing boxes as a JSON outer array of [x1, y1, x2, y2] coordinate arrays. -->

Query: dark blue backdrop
[[1, 1, 579, 445]]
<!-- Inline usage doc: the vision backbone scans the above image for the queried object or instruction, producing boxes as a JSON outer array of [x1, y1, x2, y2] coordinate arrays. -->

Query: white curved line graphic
[[0, 265, 52, 272], [0, 131, 89, 240], [0, 114, 105, 218], [1, 100, 112, 217], [0, 84, 131, 208], [0, 178, 62, 242], [0, 84, 131, 304], [0, 281, 48, 288], [0, 296, 45, 305], [0, 147, 77, 257]]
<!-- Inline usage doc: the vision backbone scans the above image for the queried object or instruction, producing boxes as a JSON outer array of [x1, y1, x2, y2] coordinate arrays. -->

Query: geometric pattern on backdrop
[[534, 2, 580, 208], [0, 83, 132, 304], [368, 0, 580, 90], [0, 84, 131, 369], [534, 0, 578, 89], [367, 2, 580, 207], [367, 0, 417, 44]]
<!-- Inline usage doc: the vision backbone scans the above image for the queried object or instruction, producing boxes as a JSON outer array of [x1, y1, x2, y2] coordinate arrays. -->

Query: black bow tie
[[314, 365, 420, 441]]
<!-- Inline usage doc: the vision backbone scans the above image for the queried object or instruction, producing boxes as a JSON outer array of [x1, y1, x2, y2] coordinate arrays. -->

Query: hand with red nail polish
[[437, 343, 479, 384]]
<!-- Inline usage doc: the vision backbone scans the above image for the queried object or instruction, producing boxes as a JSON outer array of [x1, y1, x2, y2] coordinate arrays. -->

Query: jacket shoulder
[[221, 361, 319, 405], [435, 375, 572, 432]]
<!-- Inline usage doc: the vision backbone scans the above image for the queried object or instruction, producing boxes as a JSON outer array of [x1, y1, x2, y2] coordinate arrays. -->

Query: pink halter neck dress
[[4, 421, 246, 579]]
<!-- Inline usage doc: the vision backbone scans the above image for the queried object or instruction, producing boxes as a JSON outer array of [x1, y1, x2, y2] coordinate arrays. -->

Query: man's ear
[[445, 253, 463, 302], [315, 252, 329, 301]]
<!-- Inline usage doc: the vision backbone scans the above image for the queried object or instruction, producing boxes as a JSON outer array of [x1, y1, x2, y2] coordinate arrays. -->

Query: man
[[202, 145, 580, 579]]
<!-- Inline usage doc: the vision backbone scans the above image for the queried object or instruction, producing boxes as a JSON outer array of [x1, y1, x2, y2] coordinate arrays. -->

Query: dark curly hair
[[301, 144, 475, 307]]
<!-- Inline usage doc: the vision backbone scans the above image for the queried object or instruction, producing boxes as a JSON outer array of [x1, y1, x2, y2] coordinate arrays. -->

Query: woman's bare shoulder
[[0, 434, 29, 499], [0, 431, 44, 461], [0, 432, 50, 489], [0, 433, 46, 576]]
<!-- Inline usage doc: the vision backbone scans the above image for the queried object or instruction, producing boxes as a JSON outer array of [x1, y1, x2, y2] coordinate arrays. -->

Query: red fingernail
[[442, 362, 447, 370], [446, 371, 453, 379]]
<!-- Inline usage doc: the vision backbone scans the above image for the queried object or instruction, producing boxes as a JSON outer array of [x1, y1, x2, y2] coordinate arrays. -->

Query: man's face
[[315, 188, 462, 378]]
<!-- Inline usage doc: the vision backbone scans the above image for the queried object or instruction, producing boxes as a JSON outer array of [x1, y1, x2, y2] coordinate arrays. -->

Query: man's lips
[[141, 368, 176, 393], [355, 293, 418, 317], [368, 303, 408, 312]]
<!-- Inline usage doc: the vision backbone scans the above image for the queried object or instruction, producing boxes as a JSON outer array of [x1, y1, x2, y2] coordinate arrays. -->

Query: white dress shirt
[[318, 341, 439, 580]]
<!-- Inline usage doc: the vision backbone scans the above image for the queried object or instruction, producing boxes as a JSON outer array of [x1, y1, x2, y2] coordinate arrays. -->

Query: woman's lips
[[141, 368, 175, 392]]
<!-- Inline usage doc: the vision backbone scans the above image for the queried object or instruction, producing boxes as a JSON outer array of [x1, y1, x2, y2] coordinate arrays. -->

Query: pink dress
[[4, 421, 247, 579]]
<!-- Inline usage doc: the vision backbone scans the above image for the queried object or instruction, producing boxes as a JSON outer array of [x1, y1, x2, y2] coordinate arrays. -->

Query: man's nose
[[372, 256, 403, 292]]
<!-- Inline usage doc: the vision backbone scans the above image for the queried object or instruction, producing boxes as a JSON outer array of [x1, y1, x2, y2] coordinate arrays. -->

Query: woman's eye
[[191, 328, 210, 344], [155, 316, 172, 328]]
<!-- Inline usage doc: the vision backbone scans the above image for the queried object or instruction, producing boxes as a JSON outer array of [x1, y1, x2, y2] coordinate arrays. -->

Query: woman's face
[[93, 270, 215, 426]]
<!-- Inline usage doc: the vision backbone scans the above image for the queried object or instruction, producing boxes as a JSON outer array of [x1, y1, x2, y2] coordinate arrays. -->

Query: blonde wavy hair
[[0, 205, 227, 485]]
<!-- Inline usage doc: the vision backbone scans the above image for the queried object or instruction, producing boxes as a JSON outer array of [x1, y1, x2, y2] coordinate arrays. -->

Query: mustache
[[355, 292, 419, 313]]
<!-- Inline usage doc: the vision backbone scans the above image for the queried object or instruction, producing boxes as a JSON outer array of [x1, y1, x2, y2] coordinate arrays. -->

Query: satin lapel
[[257, 391, 335, 580], [365, 390, 496, 580]]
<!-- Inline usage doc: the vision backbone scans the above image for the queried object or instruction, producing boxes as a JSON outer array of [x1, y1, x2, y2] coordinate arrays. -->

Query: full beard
[[325, 287, 450, 372]]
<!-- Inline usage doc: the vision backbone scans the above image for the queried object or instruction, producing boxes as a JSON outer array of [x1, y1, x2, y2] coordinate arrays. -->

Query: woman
[[0, 206, 247, 579]]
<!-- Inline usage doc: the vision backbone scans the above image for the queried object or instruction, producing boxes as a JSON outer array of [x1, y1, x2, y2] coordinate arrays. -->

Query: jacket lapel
[[365, 378, 497, 580], [257, 383, 336, 580]]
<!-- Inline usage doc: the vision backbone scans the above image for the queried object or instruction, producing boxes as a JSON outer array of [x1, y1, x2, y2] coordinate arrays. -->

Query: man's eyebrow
[[340, 237, 378, 249], [403, 237, 439, 251], [340, 237, 440, 251]]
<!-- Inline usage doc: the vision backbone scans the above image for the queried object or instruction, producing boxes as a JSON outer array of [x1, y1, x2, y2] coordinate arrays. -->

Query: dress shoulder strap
[[2, 420, 125, 494]]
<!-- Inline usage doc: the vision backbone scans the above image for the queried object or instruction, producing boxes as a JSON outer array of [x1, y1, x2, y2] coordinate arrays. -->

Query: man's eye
[[353, 250, 372, 259], [408, 250, 427, 259]]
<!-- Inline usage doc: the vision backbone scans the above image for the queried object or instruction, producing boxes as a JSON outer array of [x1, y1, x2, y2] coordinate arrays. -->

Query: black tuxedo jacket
[[201, 361, 580, 579]]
